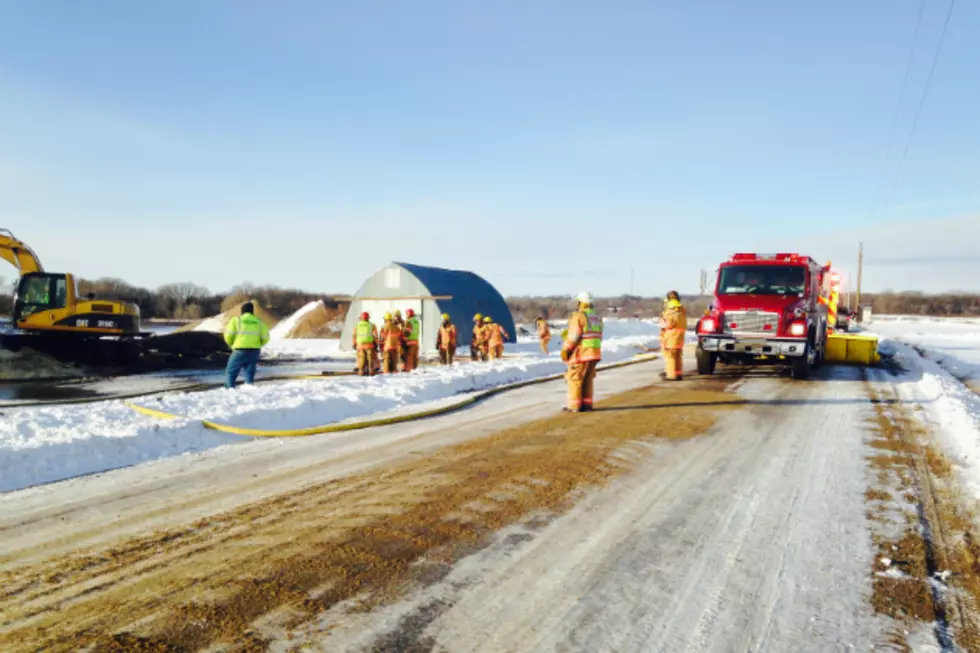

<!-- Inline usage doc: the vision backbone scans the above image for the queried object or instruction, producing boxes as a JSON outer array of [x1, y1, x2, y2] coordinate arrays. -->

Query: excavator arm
[[0, 228, 44, 275]]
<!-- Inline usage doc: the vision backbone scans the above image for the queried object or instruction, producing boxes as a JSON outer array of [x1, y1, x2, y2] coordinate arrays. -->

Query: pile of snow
[[868, 317, 980, 385], [0, 318, 667, 493]]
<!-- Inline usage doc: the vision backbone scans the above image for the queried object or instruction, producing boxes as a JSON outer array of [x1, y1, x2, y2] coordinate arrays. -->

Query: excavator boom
[[0, 228, 44, 275]]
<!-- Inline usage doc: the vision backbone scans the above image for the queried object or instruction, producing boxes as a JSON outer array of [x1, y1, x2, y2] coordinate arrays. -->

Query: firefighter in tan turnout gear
[[436, 313, 457, 365], [536, 317, 551, 354], [659, 290, 687, 380], [470, 313, 484, 361], [483, 316, 509, 360], [561, 291, 603, 412], [379, 313, 403, 374]]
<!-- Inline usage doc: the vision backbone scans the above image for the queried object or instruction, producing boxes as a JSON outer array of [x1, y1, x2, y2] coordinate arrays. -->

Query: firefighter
[[478, 316, 493, 361], [352, 312, 378, 376], [659, 290, 688, 381], [437, 313, 457, 365], [484, 316, 509, 360], [379, 312, 403, 374], [470, 313, 483, 361], [561, 291, 603, 412], [536, 317, 551, 354], [403, 308, 421, 372]]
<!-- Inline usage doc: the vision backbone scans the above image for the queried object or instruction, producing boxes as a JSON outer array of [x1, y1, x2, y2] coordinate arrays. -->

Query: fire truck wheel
[[791, 348, 812, 380], [696, 345, 716, 375]]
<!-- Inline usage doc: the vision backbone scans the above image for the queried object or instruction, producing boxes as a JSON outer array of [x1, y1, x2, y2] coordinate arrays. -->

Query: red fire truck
[[696, 253, 831, 379]]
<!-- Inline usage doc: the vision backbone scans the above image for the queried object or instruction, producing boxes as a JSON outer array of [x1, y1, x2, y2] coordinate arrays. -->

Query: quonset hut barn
[[339, 262, 516, 355]]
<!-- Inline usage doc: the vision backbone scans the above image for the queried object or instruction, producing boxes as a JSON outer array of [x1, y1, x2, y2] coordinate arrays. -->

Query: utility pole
[[855, 242, 864, 316]]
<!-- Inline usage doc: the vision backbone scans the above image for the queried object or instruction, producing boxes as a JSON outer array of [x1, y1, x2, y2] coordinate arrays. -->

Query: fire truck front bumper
[[698, 335, 808, 358]]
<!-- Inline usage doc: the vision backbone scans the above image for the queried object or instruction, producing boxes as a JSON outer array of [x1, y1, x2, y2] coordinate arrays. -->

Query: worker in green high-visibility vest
[[403, 309, 421, 372], [223, 302, 270, 388], [351, 312, 379, 376]]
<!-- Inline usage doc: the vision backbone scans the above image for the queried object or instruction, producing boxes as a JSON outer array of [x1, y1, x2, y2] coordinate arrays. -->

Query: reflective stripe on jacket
[[405, 317, 421, 343], [224, 313, 270, 350], [354, 320, 377, 350], [564, 309, 603, 364]]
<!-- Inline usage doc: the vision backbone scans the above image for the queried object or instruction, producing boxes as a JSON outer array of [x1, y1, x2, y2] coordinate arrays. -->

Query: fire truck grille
[[723, 311, 780, 334]]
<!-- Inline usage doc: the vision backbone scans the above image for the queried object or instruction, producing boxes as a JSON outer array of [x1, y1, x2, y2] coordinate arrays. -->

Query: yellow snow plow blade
[[825, 332, 880, 366]]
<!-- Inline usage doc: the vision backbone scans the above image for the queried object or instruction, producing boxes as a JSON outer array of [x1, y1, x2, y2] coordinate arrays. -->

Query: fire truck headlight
[[789, 322, 806, 337], [700, 318, 716, 333]]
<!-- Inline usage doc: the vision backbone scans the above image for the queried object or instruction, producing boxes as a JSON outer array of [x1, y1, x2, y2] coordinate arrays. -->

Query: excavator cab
[[13, 272, 71, 321]]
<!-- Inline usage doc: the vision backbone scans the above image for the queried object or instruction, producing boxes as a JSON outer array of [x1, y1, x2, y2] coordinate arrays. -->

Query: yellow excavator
[[1, 228, 142, 339], [1, 228, 226, 368]]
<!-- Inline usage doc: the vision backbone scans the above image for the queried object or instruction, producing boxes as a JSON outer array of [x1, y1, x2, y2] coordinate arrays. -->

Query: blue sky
[[1, 1, 977, 296]]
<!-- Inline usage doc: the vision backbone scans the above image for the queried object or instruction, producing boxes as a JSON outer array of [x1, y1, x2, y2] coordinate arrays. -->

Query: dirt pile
[[0, 347, 85, 380], [177, 301, 280, 335], [271, 301, 346, 339]]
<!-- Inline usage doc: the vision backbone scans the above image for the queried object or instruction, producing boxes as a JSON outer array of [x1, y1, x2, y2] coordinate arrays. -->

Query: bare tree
[[157, 282, 209, 305]]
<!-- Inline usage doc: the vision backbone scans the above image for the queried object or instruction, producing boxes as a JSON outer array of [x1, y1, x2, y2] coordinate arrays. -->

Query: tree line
[[0, 275, 348, 321], [1, 275, 979, 321]]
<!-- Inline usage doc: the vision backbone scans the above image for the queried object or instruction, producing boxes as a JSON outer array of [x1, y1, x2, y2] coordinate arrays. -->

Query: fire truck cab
[[696, 253, 830, 380]]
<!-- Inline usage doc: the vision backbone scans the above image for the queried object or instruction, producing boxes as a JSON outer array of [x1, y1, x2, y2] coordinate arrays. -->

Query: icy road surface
[[5, 353, 958, 652]]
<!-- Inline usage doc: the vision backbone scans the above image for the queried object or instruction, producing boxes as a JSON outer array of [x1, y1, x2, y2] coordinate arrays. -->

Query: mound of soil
[[271, 301, 346, 339], [177, 301, 281, 335], [0, 347, 86, 380]]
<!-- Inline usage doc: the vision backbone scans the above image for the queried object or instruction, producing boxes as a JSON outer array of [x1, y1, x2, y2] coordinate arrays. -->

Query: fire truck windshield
[[718, 264, 806, 296]]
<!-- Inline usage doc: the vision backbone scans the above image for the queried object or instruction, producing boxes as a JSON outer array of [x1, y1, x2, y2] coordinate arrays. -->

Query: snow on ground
[[868, 316, 980, 498], [0, 319, 665, 493], [262, 337, 344, 361], [869, 316, 980, 384]]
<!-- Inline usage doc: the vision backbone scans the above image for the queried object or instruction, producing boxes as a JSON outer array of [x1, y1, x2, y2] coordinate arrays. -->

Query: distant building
[[339, 262, 516, 354]]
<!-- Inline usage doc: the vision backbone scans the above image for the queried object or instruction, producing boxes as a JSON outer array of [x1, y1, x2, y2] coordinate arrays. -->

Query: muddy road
[[2, 355, 979, 652]]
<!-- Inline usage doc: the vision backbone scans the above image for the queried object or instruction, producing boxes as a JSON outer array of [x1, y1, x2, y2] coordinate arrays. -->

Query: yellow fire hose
[[125, 353, 659, 438]]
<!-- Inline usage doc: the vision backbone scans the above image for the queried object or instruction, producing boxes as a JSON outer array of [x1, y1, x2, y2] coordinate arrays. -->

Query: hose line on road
[[124, 354, 660, 438]]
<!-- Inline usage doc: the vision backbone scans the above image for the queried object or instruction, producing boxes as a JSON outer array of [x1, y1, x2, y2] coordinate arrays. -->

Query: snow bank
[[869, 317, 980, 384], [1, 319, 666, 493], [874, 339, 980, 498], [262, 338, 343, 361]]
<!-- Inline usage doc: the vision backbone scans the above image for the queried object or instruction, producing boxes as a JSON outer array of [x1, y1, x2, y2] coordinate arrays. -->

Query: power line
[[874, 0, 925, 214], [882, 0, 956, 213]]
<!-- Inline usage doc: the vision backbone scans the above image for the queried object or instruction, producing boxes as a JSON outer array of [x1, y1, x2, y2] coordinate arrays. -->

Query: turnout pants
[[539, 337, 550, 354], [439, 346, 456, 365], [356, 349, 375, 376], [382, 349, 400, 374], [664, 348, 683, 380], [489, 344, 504, 360], [403, 343, 419, 372], [566, 360, 598, 411]]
